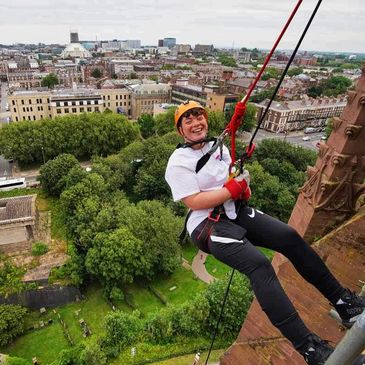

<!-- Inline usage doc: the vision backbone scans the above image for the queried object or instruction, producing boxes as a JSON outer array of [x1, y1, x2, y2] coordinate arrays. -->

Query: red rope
[[226, 0, 303, 166]]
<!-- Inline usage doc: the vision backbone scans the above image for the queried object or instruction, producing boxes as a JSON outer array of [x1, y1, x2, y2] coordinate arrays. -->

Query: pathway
[[191, 250, 215, 284]]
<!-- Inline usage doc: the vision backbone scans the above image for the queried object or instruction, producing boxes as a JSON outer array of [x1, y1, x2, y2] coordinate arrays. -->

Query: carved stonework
[[332, 117, 343, 131], [318, 143, 329, 158], [359, 95, 365, 107], [347, 90, 357, 104], [300, 151, 365, 213], [331, 153, 350, 168], [345, 124, 362, 139]]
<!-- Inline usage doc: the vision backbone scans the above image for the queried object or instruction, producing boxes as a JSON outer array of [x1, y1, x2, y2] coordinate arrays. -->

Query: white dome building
[[61, 43, 92, 59]]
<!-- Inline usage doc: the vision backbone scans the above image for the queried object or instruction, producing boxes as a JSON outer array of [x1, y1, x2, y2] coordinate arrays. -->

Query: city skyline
[[0, 0, 364, 53]]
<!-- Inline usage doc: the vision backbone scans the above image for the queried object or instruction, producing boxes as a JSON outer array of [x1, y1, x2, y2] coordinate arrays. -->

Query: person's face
[[180, 108, 208, 143]]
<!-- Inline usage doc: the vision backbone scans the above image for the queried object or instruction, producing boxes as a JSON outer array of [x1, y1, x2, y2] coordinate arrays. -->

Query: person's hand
[[236, 168, 250, 186], [224, 172, 250, 200]]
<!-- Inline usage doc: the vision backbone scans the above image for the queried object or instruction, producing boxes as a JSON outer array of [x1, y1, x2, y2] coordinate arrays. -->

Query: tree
[[4, 356, 30, 365], [154, 107, 176, 136], [0, 304, 27, 346], [250, 87, 276, 103], [41, 73, 59, 89], [137, 113, 156, 139], [0, 113, 139, 165], [247, 161, 296, 221], [116, 200, 182, 279], [91, 68, 102, 79], [0, 260, 27, 298], [287, 67, 304, 77], [254, 139, 316, 171], [204, 273, 253, 338], [39, 153, 80, 196], [85, 227, 145, 285], [103, 311, 142, 349], [218, 53, 237, 67]]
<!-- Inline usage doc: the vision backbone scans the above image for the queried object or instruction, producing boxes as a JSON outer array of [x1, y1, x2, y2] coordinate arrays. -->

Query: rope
[[203, 2, 324, 364], [204, 269, 235, 365]]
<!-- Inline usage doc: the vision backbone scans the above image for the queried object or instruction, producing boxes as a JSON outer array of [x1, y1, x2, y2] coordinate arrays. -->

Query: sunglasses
[[182, 108, 204, 120]]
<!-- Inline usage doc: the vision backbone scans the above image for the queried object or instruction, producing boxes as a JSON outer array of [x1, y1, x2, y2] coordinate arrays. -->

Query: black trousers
[[191, 204, 344, 349]]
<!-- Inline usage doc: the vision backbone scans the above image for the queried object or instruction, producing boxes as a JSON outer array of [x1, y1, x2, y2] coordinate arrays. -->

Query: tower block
[[289, 64, 365, 242]]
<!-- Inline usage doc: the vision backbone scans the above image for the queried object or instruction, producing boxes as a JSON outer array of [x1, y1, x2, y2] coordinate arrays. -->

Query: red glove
[[225, 102, 246, 134], [240, 186, 251, 201], [224, 177, 249, 200], [245, 143, 256, 158]]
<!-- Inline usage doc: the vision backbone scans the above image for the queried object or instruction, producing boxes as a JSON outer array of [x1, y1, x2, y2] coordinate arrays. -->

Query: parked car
[[320, 135, 327, 140], [302, 136, 311, 141]]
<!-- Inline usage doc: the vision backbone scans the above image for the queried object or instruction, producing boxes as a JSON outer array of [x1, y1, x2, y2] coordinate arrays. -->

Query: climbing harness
[[202, 1, 324, 364]]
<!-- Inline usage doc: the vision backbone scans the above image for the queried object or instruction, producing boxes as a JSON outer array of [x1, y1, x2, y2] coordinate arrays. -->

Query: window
[[28, 116, 31, 120], [95, 107, 99, 112], [29, 99, 32, 104], [72, 108, 77, 113], [33, 116, 36, 120], [56, 102, 60, 107], [30, 107, 33, 112], [16, 117, 19, 121], [116, 95, 118, 100], [12, 100, 15, 105], [57, 109, 61, 114], [72, 101, 76, 106], [26, 107, 29, 112], [87, 107, 92, 112], [13, 108, 16, 113], [124, 95, 127, 99], [64, 108, 69, 113], [80, 107, 84, 112], [87, 101, 91, 105], [21, 99, 24, 105]]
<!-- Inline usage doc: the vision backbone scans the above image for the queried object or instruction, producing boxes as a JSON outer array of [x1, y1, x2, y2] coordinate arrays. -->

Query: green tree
[[4, 356, 30, 365], [85, 227, 145, 285], [250, 87, 276, 103], [39, 153, 80, 196], [248, 161, 296, 221], [117, 200, 182, 279], [254, 139, 316, 171], [287, 67, 304, 77], [91, 68, 102, 78], [41, 73, 59, 89], [78, 338, 107, 365], [103, 311, 143, 349], [0, 261, 27, 298], [137, 113, 156, 139], [204, 273, 253, 338], [154, 107, 177, 136], [0, 304, 27, 346], [0, 113, 139, 165], [218, 53, 237, 67]]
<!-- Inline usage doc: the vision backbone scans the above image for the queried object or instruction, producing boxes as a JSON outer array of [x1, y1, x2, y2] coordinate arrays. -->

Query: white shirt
[[165, 141, 237, 235]]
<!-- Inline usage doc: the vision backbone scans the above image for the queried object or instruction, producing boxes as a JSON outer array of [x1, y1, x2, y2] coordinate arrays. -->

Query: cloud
[[0, 0, 364, 52]]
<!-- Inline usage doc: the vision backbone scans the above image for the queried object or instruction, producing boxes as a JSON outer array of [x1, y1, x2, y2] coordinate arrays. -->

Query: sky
[[0, 0, 364, 53]]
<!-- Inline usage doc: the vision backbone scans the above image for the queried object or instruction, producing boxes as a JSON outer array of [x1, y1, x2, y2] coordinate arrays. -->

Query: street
[[254, 129, 325, 151]]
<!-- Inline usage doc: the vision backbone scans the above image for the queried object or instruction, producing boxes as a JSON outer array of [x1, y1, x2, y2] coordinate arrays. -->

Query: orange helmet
[[174, 100, 208, 132]]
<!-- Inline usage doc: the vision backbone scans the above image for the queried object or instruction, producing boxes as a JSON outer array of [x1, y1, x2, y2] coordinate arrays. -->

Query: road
[[253, 129, 325, 151]]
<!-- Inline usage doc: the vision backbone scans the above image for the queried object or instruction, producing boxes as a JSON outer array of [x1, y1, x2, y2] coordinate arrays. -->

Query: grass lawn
[[152, 266, 206, 306], [181, 242, 198, 264], [2, 320, 71, 364], [151, 348, 225, 365]]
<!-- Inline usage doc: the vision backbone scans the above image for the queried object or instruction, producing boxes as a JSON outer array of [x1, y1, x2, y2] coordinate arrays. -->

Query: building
[[192, 44, 214, 56], [121, 40, 141, 49], [128, 83, 171, 118], [70, 31, 79, 43], [206, 92, 239, 114], [61, 43, 92, 59], [172, 82, 207, 106], [255, 97, 347, 132], [163, 38, 176, 49], [0, 195, 36, 254], [8, 82, 171, 121]]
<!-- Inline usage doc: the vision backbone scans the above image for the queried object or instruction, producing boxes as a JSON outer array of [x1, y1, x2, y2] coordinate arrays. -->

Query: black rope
[[249, 0, 323, 150], [204, 269, 235, 365], [204, 2, 324, 364]]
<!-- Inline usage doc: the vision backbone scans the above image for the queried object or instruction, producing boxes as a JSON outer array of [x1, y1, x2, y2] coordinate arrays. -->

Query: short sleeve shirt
[[165, 141, 237, 235]]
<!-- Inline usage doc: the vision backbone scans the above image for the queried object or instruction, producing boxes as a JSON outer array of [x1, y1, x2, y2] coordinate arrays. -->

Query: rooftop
[[0, 195, 36, 224]]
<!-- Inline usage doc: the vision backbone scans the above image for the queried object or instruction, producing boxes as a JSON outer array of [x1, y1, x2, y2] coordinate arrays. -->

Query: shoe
[[300, 334, 333, 365], [334, 289, 365, 328]]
